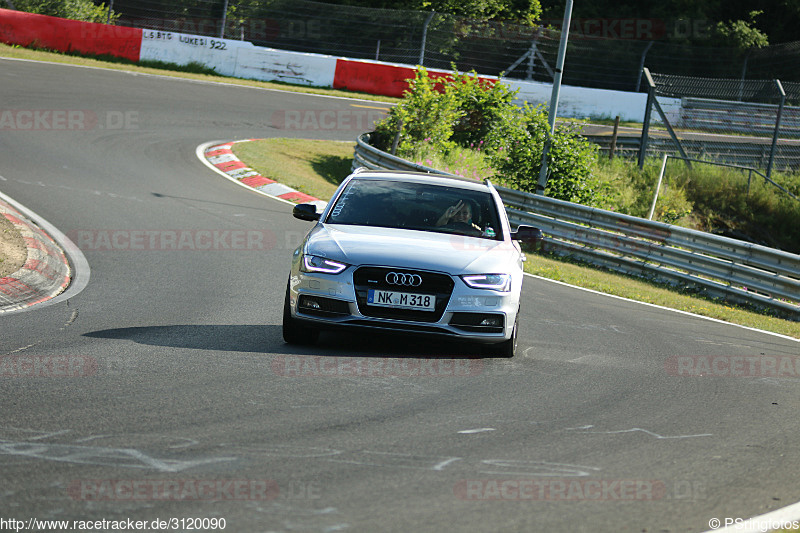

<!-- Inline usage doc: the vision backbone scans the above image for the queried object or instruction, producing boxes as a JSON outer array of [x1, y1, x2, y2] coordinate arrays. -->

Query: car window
[[325, 179, 503, 240]]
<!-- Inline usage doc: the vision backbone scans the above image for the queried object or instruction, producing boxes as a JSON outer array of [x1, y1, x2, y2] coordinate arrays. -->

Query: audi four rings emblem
[[385, 272, 422, 287]]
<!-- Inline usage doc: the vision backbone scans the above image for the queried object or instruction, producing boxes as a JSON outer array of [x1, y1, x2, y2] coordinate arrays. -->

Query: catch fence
[[639, 69, 800, 174], [106, 0, 800, 92]]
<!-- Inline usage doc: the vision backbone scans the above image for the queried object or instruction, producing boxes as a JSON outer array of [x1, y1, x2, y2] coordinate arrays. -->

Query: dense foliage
[[36, 0, 794, 48], [13, 0, 116, 23], [373, 67, 601, 205], [321, 0, 798, 46]]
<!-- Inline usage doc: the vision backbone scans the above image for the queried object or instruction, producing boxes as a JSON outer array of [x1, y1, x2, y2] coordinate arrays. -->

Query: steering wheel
[[446, 221, 482, 236]]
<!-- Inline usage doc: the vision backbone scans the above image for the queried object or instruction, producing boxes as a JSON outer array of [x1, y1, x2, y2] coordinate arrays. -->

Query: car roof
[[347, 169, 493, 193]]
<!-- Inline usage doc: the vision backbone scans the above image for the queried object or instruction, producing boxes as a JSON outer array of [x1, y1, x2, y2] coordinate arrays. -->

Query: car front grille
[[353, 267, 454, 322]]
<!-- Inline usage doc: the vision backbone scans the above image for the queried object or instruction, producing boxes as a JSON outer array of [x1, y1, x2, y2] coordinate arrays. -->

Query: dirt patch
[[0, 213, 27, 277]]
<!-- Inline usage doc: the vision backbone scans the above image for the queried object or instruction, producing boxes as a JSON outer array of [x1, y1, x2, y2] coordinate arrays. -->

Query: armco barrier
[[586, 134, 800, 171], [353, 132, 800, 318], [0, 8, 141, 62]]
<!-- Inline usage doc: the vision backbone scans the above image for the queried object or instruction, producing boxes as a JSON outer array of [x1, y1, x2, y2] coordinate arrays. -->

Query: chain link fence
[[107, 0, 800, 92], [638, 71, 800, 173]]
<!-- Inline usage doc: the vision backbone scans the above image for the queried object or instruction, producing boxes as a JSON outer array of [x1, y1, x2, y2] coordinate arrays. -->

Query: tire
[[282, 283, 319, 345], [482, 308, 518, 358]]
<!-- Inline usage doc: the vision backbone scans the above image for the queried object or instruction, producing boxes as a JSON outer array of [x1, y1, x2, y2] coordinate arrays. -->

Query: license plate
[[367, 289, 435, 311]]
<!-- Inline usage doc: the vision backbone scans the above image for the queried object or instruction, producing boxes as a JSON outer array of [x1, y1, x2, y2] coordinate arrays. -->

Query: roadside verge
[[0, 190, 89, 314], [198, 140, 328, 212]]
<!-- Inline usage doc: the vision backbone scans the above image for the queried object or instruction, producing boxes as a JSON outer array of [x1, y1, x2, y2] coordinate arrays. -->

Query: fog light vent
[[449, 313, 505, 333], [298, 295, 351, 317]]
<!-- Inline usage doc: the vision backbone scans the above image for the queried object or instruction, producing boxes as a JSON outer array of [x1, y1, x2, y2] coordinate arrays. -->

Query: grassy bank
[[233, 138, 800, 339]]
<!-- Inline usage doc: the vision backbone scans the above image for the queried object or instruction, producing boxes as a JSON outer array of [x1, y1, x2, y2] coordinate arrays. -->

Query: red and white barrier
[[0, 8, 141, 61], [234, 47, 337, 87], [0, 8, 678, 121], [139, 30, 253, 77]]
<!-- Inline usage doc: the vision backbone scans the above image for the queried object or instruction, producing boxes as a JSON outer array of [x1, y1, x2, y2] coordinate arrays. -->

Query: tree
[[317, 0, 542, 24], [712, 10, 769, 50], [13, 0, 116, 23]]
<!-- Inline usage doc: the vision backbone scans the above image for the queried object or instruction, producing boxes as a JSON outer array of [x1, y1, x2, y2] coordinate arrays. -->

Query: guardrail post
[[638, 68, 655, 169], [419, 11, 435, 66], [648, 154, 669, 220], [391, 118, 403, 155], [537, 0, 573, 195], [219, 0, 229, 38], [767, 79, 786, 179], [609, 116, 620, 159], [635, 41, 654, 92]]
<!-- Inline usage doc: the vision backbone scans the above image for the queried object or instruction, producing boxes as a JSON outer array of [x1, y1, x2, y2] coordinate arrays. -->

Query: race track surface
[[1, 59, 799, 533]]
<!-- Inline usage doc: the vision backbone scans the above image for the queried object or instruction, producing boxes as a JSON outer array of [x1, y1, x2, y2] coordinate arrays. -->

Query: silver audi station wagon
[[283, 170, 542, 357]]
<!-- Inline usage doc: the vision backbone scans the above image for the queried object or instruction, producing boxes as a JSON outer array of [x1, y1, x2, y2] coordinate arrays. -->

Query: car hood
[[305, 224, 520, 273]]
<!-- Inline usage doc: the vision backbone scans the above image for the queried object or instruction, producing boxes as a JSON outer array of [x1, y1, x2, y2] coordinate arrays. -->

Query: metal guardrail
[[585, 134, 800, 171], [353, 133, 800, 318], [352, 134, 456, 175], [678, 98, 800, 137]]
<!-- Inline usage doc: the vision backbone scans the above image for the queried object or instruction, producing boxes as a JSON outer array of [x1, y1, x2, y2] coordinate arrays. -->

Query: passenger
[[436, 200, 482, 232]]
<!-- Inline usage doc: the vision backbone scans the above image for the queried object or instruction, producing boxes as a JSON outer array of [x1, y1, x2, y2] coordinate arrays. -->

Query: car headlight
[[301, 255, 348, 274], [461, 274, 512, 292]]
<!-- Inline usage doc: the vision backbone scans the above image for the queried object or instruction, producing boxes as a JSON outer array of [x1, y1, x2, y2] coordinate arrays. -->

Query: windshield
[[325, 179, 504, 240]]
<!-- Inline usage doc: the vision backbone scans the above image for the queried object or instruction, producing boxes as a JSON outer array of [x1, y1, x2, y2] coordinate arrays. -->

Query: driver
[[435, 200, 481, 232]]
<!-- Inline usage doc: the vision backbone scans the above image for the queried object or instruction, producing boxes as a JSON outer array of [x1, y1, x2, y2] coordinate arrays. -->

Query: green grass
[[232, 137, 800, 339], [232, 139, 355, 200], [524, 252, 800, 338], [405, 143, 494, 180]]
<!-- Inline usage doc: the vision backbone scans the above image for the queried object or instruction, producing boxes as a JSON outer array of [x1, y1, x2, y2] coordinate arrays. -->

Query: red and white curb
[[0, 199, 70, 313], [201, 140, 328, 212]]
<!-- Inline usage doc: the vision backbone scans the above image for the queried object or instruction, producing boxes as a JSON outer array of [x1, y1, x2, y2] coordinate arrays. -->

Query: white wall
[[506, 78, 681, 123], [138, 30, 337, 87], [137, 29, 681, 121], [233, 47, 337, 87], [139, 30, 253, 77]]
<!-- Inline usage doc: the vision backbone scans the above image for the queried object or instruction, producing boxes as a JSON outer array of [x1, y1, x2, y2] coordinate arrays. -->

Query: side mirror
[[293, 203, 320, 222], [511, 225, 543, 244]]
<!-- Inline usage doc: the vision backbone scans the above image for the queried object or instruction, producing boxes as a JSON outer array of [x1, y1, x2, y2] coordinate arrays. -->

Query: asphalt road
[[1, 58, 799, 533]]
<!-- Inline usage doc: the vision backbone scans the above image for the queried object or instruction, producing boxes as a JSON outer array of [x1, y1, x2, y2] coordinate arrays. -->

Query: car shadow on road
[[83, 324, 486, 359]]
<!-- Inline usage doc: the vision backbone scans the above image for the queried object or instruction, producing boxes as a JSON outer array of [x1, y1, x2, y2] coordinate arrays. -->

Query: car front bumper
[[287, 267, 520, 343]]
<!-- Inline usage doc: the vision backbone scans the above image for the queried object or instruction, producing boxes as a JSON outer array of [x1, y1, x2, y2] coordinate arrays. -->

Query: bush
[[486, 103, 601, 205], [446, 69, 518, 148], [372, 67, 461, 156], [14, 0, 118, 23], [374, 66, 602, 206]]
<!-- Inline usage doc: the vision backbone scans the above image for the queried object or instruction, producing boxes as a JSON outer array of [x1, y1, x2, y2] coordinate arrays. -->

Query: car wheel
[[482, 308, 518, 358], [283, 283, 319, 345]]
